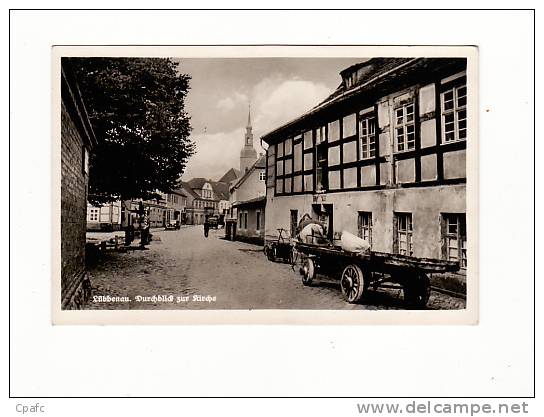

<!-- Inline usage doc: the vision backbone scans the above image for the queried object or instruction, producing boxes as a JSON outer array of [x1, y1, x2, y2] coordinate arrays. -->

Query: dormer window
[[344, 72, 357, 89]]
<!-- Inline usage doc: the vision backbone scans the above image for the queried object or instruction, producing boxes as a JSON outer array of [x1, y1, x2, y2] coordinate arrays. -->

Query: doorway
[[290, 210, 298, 238]]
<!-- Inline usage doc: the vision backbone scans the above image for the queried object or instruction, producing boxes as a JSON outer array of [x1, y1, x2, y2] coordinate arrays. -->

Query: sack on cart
[[340, 231, 370, 255]]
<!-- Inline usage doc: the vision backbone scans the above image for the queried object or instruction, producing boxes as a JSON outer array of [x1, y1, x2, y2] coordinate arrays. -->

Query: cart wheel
[[301, 258, 316, 286], [403, 273, 431, 309], [340, 264, 366, 303]]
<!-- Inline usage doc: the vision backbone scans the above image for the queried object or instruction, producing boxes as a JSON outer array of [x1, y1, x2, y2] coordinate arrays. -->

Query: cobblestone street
[[84, 225, 465, 310]]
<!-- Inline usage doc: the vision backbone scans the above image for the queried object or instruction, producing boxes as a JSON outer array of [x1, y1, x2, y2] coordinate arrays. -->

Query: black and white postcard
[[52, 46, 478, 324]]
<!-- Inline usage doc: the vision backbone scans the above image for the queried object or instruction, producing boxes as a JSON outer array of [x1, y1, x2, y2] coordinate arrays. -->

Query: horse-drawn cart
[[295, 242, 460, 308]]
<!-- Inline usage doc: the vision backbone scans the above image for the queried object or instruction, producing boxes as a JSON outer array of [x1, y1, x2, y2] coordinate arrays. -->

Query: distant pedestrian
[[204, 219, 209, 238], [140, 210, 150, 248]]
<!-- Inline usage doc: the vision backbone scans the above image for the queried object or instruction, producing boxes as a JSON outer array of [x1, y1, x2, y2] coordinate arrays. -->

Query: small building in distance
[[182, 179, 220, 225], [165, 188, 188, 225], [211, 181, 230, 224], [86, 201, 122, 231], [229, 154, 266, 213], [232, 196, 266, 244], [228, 154, 267, 243], [126, 195, 168, 229]]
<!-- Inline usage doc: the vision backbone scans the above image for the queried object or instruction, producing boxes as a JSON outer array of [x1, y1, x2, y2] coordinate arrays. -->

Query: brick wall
[[61, 100, 90, 309]]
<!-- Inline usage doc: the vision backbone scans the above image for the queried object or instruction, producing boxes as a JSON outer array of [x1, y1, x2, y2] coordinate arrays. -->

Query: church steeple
[[247, 103, 252, 129], [240, 103, 257, 173]]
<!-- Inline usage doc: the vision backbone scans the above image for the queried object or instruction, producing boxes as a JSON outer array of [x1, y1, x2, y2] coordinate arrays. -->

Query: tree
[[70, 57, 195, 204]]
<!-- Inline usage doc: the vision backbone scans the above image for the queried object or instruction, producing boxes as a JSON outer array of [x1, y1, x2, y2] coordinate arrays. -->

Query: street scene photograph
[[58, 51, 472, 313]]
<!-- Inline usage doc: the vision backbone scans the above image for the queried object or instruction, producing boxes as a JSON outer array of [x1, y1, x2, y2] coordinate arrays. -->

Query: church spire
[[240, 102, 257, 173]]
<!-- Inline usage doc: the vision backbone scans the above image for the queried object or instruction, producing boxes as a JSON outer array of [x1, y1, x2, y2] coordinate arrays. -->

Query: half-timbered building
[[261, 58, 468, 274]]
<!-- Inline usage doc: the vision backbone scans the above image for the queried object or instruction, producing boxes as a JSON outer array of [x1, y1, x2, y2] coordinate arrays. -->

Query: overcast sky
[[175, 58, 365, 181]]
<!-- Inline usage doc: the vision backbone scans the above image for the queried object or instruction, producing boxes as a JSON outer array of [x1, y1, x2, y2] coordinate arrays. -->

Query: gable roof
[[187, 177, 210, 190], [321, 57, 412, 106], [170, 188, 187, 197], [211, 181, 229, 201], [261, 57, 466, 145], [218, 168, 241, 184], [183, 178, 230, 201], [230, 154, 266, 192], [180, 182, 200, 199]]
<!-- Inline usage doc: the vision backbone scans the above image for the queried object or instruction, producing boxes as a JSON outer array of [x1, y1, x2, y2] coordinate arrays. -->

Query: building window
[[316, 144, 328, 192], [82, 147, 89, 175], [89, 208, 99, 221], [256, 211, 261, 231], [357, 211, 372, 247], [442, 213, 467, 269], [441, 84, 467, 143], [259, 171, 266, 181], [359, 115, 376, 159], [316, 126, 326, 144], [394, 103, 415, 152], [239, 212, 243, 228], [394, 212, 413, 256], [244, 212, 248, 230]]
